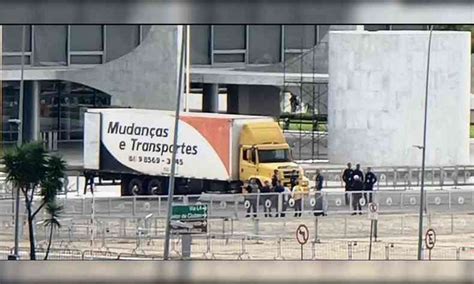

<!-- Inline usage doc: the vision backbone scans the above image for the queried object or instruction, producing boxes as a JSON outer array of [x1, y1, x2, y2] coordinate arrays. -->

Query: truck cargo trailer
[[84, 108, 309, 195]]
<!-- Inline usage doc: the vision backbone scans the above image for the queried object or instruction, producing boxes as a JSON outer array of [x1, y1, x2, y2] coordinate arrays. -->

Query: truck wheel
[[127, 178, 143, 196], [147, 178, 164, 195]]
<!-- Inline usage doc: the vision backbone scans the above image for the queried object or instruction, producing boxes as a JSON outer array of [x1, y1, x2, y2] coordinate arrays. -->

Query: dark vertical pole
[[163, 26, 186, 260], [417, 25, 433, 261], [311, 39, 316, 160], [368, 220, 373, 260], [300, 244, 303, 260], [13, 25, 27, 259]]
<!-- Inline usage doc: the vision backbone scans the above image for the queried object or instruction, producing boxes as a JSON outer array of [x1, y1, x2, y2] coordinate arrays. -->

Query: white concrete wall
[[328, 31, 471, 167]]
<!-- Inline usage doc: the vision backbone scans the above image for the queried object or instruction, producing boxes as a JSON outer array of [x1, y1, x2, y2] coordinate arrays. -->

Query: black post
[[374, 219, 378, 242], [417, 24, 434, 261], [300, 244, 303, 260], [368, 220, 374, 260]]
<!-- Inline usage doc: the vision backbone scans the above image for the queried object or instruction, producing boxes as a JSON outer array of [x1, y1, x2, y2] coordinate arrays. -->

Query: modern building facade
[[0, 25, 337, 148], [2, 24, 449, 164]]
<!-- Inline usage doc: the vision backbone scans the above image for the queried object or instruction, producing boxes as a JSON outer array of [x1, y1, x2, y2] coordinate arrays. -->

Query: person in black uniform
[[364, 167, 378, 203], [313, 169, 325, 216], [290, 93, 300, 113], [83, 170, 95, 195], [351, 175, 364, 215], [271, 169, 280, 188], [273, 180, 286, 217], [290, 169, 298, 189], [260, 180, 273, 218], [353, 163, 364, 182], [244, 179, 259, 218], [342, 163, 354, 206]]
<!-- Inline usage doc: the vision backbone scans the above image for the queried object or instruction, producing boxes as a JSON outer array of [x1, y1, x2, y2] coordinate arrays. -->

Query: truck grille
[[282, 170, 296, 179]]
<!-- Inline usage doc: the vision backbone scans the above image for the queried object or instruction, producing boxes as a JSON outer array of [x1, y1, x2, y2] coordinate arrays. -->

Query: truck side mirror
[[251, 148, 257, 164], [245, 149, 252, 161]]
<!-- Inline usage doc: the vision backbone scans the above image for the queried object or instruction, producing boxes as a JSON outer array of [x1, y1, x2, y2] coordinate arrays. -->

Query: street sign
[[368, 202, 378, 220], [171, 204, 208, 221], [171, 204, 208, 233], [296, 224, 309, 245], [425, 228, 436, 250]]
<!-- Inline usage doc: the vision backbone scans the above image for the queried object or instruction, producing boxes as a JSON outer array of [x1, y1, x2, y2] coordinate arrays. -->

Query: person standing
[[83, 170, 95, 195], [342, 163, 354, 206], [292, 181, 304, 217], [364, 167, 378, 203], [351, 175, 364, 215], [313, 169, 325, 216], [273, 180, 286, 217], [290, 93, 300, 113], [244, 179, 259, 218], [271, 169, 280, 188], [290, 169, 299, 190], [261, 180, 273, 218], [353, 164, 364, 182]]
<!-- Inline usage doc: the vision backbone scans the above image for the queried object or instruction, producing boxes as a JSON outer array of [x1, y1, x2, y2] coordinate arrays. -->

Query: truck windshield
[[258, 149, 291, 163]]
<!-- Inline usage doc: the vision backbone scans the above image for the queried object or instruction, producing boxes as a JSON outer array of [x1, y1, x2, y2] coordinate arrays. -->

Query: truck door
[[240, 147, 258, 181]]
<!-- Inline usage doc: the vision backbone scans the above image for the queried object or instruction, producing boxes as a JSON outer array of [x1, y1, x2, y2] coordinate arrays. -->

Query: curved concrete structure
[[59, 26, 181, 109], [328, 31, 470, 167], [0, 26, 181, 110]]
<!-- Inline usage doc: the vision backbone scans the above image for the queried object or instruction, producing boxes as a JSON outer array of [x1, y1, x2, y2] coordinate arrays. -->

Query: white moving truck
[[84, 108, 309, 195]]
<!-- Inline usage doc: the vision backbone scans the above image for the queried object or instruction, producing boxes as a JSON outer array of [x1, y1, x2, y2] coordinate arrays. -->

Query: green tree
[[43, 201, 63, 260], [41, 155, 66, 260], [3, 143, 67, 260]]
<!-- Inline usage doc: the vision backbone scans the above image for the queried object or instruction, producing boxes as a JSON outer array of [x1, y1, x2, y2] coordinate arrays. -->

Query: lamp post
[[163, 25, 186, 260], [8, 25, 26, 260], [417, 25, 433, 261]]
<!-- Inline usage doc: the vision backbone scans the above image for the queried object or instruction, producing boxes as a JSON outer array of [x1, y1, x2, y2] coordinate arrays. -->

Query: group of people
[[243, 168, 325, 218], [242, 163, 378, 218], [243, 169, 306, 218], [342, 163, 378, 215]]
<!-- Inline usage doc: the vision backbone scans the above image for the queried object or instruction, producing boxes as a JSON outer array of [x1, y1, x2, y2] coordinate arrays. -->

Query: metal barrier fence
[[0, 236, 472, 260], [23, 189, 473, 218], [3, 211, 474, 259], [303, 165, 474, 190]]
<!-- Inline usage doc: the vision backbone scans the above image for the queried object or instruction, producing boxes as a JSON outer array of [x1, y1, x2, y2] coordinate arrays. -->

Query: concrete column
[[22, 81, 40, 142], [63, 82, 72, 140], [226, 85, 239, 114], [226, 84, 280, 116], [202, 84, 219, 113]]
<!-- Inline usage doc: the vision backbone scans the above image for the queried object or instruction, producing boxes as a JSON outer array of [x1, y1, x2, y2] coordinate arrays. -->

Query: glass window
[[33, 25, 67, 66], [242, 148, 249, 161], [190, 25, 211, 65], [70, 55, 102, 64], [258, 149, 291, 163], [213, 54, 245, 63], [213, 25, 246, 50], [248, 25, 281, 64], [105, 25, 140, 62], [1, 81, 20, 144], [2, 56, 31, 65], [70, 25, 103, 51], [39, 81, 111, 141], [284, 25, 316, 49], [2, 25, 32, 52]]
